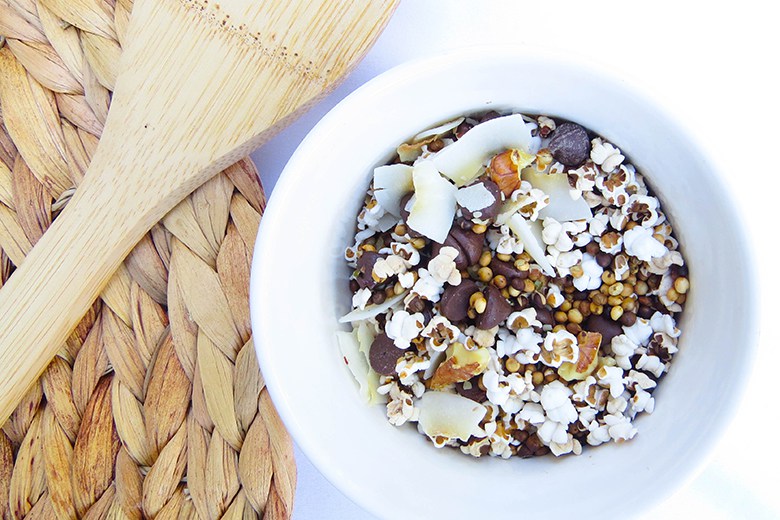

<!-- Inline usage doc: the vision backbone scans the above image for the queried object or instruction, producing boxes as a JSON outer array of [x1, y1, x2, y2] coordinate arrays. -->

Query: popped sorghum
[[338, 111, 688, 459]]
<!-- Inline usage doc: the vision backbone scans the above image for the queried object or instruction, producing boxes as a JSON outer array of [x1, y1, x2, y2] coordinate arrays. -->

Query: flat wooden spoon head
[[0, 0, 398, 422]]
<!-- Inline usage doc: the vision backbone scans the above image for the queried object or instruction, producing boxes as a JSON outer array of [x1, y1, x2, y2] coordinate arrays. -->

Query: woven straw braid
[[0, 0, 296, 518]]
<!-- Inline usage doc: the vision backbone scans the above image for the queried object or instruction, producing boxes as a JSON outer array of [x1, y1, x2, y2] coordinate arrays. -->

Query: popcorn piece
[[650, 311, 681, 338], [573, 253, 604, 291], [623, 317, 654, 346], [537, 419, 569, 445], [540, 381, 578, 425], [421, 315, 460, 352], [553, 249, 583, 278], [514, 328, 544, 364], [547, 284, 566, 308], [604, 413, 637, 442], [507, 309, 542, 332], [611, 334, 638, 370], [428, 246, 462, 286], [550, 435, 582, 457], [518, 402, 546, 425], [372, 254, 408, 282], [590, 138, 625, 173], [596, 365, 626, 398], [622, 194, 661, 228], [630, 388, 655, 416], [386, 383, 417, 426], [623, 226, 668, 262], [385, 310, 424, 349], [636, 354, 666, 378], [540, 330, 579, 368], [352, 287, 372, 310], [627, 370, 657, 391]]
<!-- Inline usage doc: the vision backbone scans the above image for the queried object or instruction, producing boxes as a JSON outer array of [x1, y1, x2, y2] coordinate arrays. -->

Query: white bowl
[[251, 47, 757, 519]]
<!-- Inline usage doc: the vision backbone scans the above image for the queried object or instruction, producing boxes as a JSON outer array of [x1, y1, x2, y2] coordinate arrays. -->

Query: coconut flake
[[338, 292, 406, 323], [407, 161, 457, 243], [413, 117, 465, 142], [522, 168, 592, 221], [373, 164, 414, 216], [455, 182, 497, 213], [337, 330, 380, 404], [432, 114, 541, 186], [507, 214, 556, 277], [416, 391, 487, 442]]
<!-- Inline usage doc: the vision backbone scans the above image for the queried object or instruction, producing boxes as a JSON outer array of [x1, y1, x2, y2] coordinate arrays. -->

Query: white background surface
[[249, 1, 779, 518]]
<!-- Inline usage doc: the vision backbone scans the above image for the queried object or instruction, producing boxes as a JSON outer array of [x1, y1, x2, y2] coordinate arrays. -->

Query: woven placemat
[[0, 1, 295, 518]]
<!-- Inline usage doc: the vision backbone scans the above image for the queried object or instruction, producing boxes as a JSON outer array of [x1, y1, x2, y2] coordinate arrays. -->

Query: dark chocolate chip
[[455, 377, 488, 403], [637, 305, 654, 319], [535, 307, 555, 327], [356, 251, 380, 289], [439, 279, 479, 323], [596, 252, 613, 269], [475, 285, 513, 329], [432, 226, 484, 269], [582, 313, 623, 346], [368, 333, 402, 376], [489, 257, 525, 280], [548, 122, 590, 167], [432, 234, 466, 268], [449, 226, 484, 265], [460, 180, 502, 223]]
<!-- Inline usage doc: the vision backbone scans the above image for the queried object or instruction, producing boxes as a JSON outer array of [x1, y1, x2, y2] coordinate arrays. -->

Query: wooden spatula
[[0, 0, 397, 423]]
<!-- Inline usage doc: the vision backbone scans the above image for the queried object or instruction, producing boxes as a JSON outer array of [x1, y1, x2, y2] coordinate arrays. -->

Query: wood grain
[[0, 0, 398, 423]]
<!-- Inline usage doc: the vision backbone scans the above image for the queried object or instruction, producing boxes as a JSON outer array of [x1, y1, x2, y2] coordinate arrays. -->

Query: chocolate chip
[[582, 313, 623, 346], [619, 310, 637, 327], [548, 122, 590, 167], [432, 226, 484, 269], [475, 285, 513, 329], [596, 252, 613, 269], [449, 226, 483, 265], [439, 279, 479, 323], [455, 121, 473, 139], [356, 251, 380, 289], [535, 307, 555, 327], [637, 305, 654, 319], [455, 377, 488, 403], [489, 257, 525, 280], [369, 333, 401, 375], [460, 180, 502, 223]]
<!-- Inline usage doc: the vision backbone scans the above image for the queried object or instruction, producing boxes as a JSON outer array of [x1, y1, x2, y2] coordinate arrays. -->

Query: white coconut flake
[[416, 391, 487, 443], [413, 117, 465, 142], [336, 330, 380, 404], [407, 161, 457, 243], [373, 164, 414, 216], [522, 169, 592, 222], [507, 213, 556, 277], [433, 114, 541, 186], [455, 182, 496, 212]]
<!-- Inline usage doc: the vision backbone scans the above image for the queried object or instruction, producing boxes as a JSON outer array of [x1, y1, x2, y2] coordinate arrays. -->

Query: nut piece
[[488, 149, 533, 196], [558, 331, 602, 381], [430, 342, 490, 389]]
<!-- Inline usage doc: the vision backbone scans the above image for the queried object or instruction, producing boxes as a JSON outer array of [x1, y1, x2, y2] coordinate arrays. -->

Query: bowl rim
[[250, 44, 760, 518]]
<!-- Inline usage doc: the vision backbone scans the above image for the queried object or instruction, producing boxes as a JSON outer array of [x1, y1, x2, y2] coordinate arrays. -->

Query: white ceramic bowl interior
[[251, 47, 757, 519]]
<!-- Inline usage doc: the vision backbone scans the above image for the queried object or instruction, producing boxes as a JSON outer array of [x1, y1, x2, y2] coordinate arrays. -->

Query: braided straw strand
[[0, 0, 296, 517]]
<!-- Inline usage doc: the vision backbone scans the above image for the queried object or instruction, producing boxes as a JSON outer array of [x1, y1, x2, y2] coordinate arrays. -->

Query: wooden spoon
[[0, 0, 397, 423]]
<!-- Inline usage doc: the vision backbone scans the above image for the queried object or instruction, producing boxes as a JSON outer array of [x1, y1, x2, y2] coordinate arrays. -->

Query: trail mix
[[338, 112, 689, 458]]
